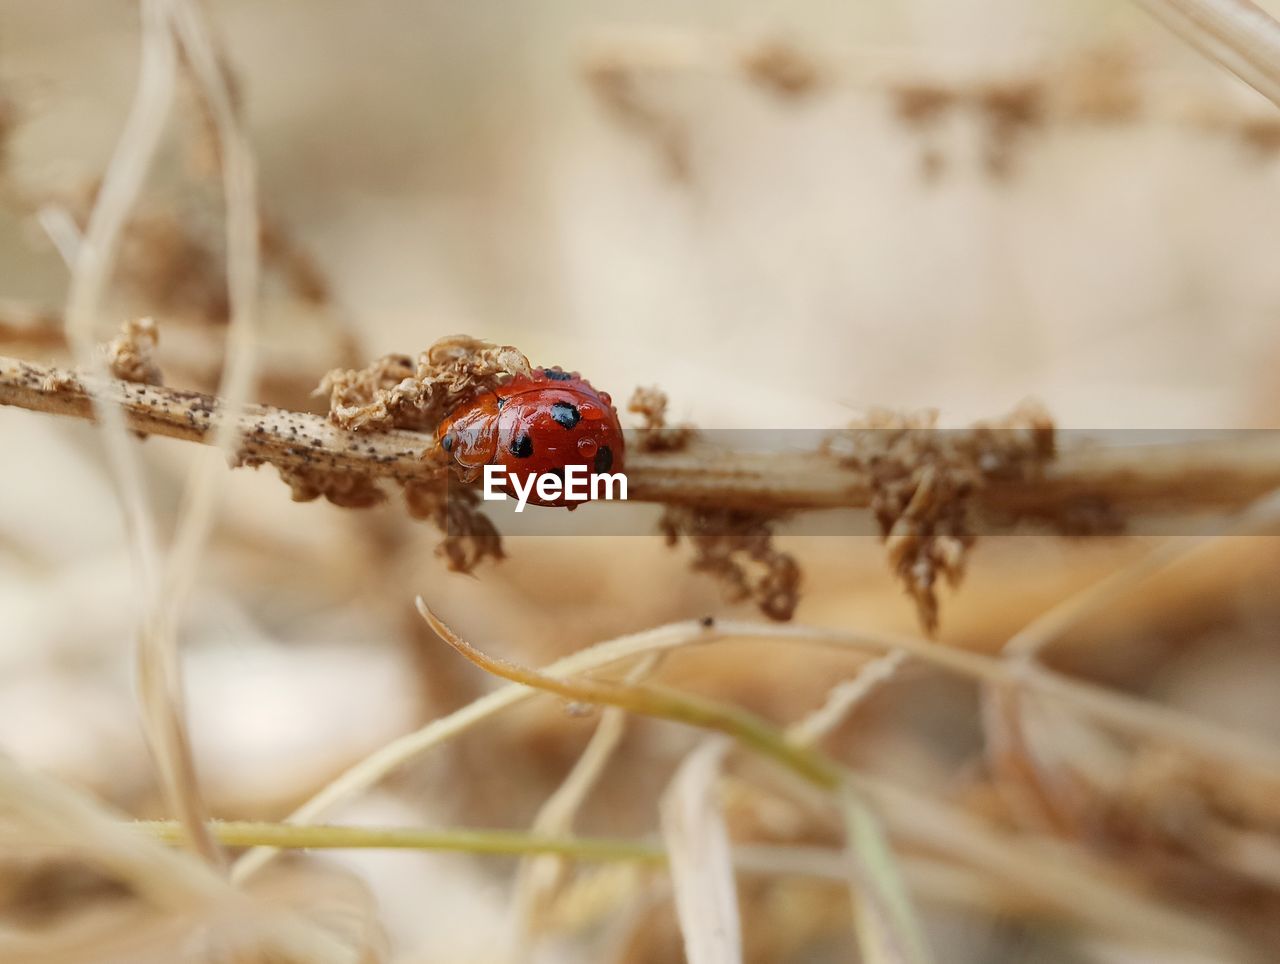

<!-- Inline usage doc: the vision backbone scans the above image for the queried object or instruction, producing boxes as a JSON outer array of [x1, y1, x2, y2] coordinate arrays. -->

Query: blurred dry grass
[[5, 1, 1280, 961]]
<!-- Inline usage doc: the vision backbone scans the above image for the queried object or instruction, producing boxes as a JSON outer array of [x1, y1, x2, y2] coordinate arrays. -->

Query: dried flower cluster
[[659, 506, 801, 621], [275, 465, 386, 510], [627, 385, 696, 452], [631, 385, 795, 620], [827, 402, 1055, 631], [105, 316, 163, 387], [403, 480, 505, 573], [309, 335, 527, 571], [320, 335, 530, 434]]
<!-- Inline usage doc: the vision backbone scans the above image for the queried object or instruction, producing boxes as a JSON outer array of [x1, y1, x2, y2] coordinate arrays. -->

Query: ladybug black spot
[[542, 368, 573, 382], [511, 434, 534, 458], [594, 445, 613, 473], [551, 401, 581, 430]]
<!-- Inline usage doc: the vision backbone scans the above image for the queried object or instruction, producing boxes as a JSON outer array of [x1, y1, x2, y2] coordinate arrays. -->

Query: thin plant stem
[[140, 820, 665, 863], [9, 356, 1280, 517], [59, 0, 220, 868], [420, 603, 930, 964], [1131, 0, 1280, 108]]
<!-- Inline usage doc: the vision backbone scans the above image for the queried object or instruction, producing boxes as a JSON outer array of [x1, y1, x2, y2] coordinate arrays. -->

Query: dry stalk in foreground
[[6, 353, 1280, 517], [416, 606, 1258, 960], [419, 604, 930, 964], [224, 608, 1261, 955], [56, 0, 234, 872]]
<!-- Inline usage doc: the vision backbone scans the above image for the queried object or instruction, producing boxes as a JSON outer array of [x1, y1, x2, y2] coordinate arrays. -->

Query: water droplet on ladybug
[[599, 392, 612, 406], [580, 402, 603, 420], [577, 437, 598, 458]]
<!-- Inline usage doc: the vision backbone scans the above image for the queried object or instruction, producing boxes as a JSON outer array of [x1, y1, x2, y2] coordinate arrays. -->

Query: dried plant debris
[[890, 77, 1046, 180], [739, 39, 824, 98], [975, 80, 1046, 178], [0, 859, 132, 930], [827, 402, 1055, 632], [320, 335, 530, 434], [628, 385, 695, 452], [0, 89, 15, 194], [986, 726, 1280, 912], [277, 465, 386, 510], [1238, 117, 1280, 156], [106, 317, 163, 387], [113, 206, 330, 325], [177, 38, 247, 182], [583, 56, 691, 181], [176, 45, 332, 309], [891, 85, 955, 181], [892, 84, 956, 127], [312, 337, 523, 568], [1057, 47, 1142, 123], [37, 173, 330, 331], [404, 480, 504, 573], [886, 50, 1139, 180], [46, 181, 231, 326], [260, 215, 331, 306], [887, 46, 1280, 175], [660, 506, 801, 621], [116, 205, 232, 325]]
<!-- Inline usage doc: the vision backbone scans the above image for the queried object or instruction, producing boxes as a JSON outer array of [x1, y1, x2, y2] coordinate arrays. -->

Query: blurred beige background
[[4, 2, 1280, 961]]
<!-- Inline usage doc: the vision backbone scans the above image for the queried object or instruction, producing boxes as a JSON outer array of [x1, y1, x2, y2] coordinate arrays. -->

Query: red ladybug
[[436, 366, 625, 507]]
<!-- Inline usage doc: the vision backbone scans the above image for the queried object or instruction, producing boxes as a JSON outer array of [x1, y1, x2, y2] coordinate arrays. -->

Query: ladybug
[[436, 366, 625, 508]]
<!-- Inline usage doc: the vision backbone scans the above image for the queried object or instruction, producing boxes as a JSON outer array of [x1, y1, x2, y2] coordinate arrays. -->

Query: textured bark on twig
[[6, 354, 1280, 523]]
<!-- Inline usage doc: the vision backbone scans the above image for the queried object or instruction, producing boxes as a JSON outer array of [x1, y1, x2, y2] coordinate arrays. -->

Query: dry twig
[[9, 355, 1280, 519]]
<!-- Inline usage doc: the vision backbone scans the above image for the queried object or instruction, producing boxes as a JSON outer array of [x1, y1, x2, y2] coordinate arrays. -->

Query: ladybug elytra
[[436, 367, 625, 508]]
